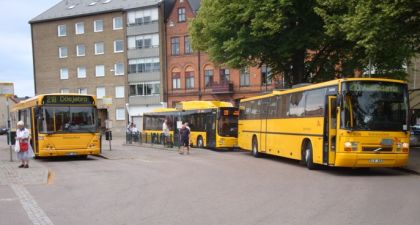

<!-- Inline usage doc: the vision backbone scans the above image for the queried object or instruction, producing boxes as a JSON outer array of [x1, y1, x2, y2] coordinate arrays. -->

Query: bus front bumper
[[37, 148, 100, 157], [334, 152, 408, 168]]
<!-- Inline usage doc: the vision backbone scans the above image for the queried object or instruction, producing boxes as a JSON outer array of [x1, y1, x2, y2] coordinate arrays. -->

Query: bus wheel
[[197, 136, 204, 148], [252, 137, 259, 158], [304, 141, 317, 170]]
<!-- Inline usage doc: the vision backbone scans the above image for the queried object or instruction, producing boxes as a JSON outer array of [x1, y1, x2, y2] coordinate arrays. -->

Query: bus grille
[[362, 147, 393, 152]]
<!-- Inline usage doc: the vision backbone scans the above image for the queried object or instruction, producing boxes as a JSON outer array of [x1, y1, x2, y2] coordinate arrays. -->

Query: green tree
[[316, 0, 420, 79], [190, 0, 327, 86]]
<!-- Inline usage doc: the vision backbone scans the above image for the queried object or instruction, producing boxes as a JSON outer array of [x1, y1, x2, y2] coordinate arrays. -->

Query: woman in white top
[[15, 121, 34, 168]]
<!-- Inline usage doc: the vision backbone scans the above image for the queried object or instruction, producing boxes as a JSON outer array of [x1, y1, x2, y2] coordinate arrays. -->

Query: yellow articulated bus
[[11, 94, 101, 158], [238, 78, 410, 169], [142, 108, 178, 144], [143, 101, 239, 149]]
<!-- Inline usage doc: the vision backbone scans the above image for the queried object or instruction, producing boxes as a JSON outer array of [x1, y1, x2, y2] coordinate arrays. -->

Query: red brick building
[[165, 0, 283, 107]]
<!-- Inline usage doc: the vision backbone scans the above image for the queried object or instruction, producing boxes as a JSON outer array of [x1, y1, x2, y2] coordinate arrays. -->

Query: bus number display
[[42, 95, 94, 105]]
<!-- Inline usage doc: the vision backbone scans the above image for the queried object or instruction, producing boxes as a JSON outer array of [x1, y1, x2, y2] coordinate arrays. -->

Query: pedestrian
[[179, 122, 190, 155], [162, 119, 170, 146], [15, 121, 34, 168]]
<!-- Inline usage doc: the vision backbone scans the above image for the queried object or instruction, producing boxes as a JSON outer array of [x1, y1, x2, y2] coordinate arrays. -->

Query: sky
[[0, 0, 59, 97]]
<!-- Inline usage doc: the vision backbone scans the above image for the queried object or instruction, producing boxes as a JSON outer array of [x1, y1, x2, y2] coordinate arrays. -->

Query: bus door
[[206, 111, 216, 148], [260, 99, 269, 152], [31, 107, 39, 154], [324, 96, 337, 165]]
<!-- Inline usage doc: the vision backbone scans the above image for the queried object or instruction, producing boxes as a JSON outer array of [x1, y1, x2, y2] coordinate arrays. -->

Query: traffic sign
[[0, 82, 14, 96]]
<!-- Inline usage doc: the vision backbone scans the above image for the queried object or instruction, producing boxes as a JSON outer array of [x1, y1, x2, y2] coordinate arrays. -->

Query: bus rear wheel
[[252, 137, 259, 158], [197, 136, 204, 148], [303, 141, 317, 170]]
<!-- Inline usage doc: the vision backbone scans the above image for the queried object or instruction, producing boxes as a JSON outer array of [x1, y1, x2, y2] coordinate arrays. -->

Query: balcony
[[209, 82, 234, 94]]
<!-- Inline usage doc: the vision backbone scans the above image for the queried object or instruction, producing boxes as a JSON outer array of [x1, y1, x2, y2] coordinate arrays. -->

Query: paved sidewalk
[[0, 144, 49, 185], [100, 137, 420, 173]]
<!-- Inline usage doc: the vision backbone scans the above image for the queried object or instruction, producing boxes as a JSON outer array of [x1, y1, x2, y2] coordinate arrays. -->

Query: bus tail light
[[344, 142, 358, 151]]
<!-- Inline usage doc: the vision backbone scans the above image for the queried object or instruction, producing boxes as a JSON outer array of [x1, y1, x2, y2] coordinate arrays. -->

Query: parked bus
[[11, 94, 101, 157], [238, 78, 410, 169], [143, 101, 239, 149]]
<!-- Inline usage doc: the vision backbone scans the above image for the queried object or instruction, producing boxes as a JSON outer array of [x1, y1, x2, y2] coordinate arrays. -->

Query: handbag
[[14, 140, 20, 152], [19, 141, 29, 152]]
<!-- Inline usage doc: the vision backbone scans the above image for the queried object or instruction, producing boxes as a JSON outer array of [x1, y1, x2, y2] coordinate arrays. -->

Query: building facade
[[165, 0, 282, 107], [30, 0, 175, 133]]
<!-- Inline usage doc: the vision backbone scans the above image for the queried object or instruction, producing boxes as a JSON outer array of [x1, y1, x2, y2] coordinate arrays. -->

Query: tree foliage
[[190, 0, 420, 85]]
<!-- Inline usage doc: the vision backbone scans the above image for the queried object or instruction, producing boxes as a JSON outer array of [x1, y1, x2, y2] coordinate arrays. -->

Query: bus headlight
[[344, 142, 358, 151], [396, 143, 409, 152]]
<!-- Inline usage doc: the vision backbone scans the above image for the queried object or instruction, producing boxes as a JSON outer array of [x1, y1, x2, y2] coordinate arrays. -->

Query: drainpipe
[[198, 50, 202, 100]]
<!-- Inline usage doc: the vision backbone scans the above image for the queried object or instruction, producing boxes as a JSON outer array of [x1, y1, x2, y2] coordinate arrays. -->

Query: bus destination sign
[[42, 95, 94, 105]]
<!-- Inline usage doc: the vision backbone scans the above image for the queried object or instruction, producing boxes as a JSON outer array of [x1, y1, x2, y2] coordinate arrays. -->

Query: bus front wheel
[[252, 137, 259, 158], [303, 141, 317, 170], [197, 136, 204, 148]]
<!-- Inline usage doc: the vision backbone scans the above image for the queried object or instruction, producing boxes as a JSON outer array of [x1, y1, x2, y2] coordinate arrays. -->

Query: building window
[[129, 82, 160, 96], [75, 22, 84, 34], [204, 66, 214, 87], [61, 88, 70, 94], [116, 108, 125, 121], [172, 72, 181, 90], [114, 63, 124, 75], [94, 42, 104, 55], [178, 8, 186, 22], [220, 69, 230, 84], [115, 86, 125, 98], [94, 20, 104, 32], [261, 65, 272, 85], [96, 87, 105, 99], [171, 37, 180, 55], [95, 65, 105, 77], [114, 40, 124, 53], [78, 88, 87, 94], [77, 66, 86, 78], [76, 44, 85, 56], [60, 68, 68, 80], [128, 58, 160, 73], [57, 24, 66, 36], [127, 34, 159, 49], [127, 8, 158, 26], [113, 17, 123, 30], [185, 67, 194, 89], [240, 68, 250, 87], [59, 47, 68, 58], [184, 36, 192, 54]]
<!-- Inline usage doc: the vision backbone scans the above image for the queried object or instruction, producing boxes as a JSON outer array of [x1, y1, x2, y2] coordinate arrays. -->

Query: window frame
[[94, 42, 104, 55], [94, 19, 104, 32], [113, 17, 123, 30], [114, 40, 124, 53], [57, 24, 67, 37], [115, 86, 125, 98], [178, 7, 186, 22], [96, 87, 105, 99], [114, 63, 124, 76], [95, 65, 105, 77], [77, 66, 87, 78], [116, 108, 125, 121], [59, 47, 68, 58], [60, 68, 69, 80], [171, 37, 180, 56], [75, 22, 85, 35], [76, 44, 85, 57]]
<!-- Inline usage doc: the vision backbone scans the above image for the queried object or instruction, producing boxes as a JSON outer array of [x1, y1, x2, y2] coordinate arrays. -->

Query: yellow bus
[[238, 78, 410, 169], [143, 101, 239, 149], [11, 94, 101, 158]]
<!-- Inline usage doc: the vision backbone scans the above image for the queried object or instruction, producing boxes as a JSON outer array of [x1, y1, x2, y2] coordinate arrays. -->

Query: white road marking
[[0, 198, 17, 202], [10, 184, 54, 225]]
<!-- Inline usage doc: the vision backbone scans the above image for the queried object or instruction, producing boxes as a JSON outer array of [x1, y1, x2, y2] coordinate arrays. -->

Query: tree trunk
[[291, 49, 306, 85]]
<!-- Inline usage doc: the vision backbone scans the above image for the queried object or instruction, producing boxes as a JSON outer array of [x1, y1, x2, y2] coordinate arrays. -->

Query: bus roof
[[12, 93, 97, 111], [151, 108, 178, 113], [241, 77, 406, 102], [176, 101, 234, 110]]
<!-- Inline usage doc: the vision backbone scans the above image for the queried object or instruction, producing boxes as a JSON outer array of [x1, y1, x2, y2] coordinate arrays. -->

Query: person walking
[[162, 119, 170, 147], [179, 122, 190, 155], [15, 121, 34, 168]]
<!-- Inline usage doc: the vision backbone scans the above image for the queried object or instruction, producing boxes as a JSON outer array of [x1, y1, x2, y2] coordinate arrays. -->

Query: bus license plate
[[369, 159, 384, 163]]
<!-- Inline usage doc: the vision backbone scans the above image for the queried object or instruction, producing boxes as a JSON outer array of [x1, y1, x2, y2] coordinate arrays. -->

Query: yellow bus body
[[12, 94, 101, 157], [238, 78, 410, 168]]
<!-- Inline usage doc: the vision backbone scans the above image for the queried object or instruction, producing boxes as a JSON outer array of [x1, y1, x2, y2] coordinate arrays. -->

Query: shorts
[[182, 139, 189, 147]]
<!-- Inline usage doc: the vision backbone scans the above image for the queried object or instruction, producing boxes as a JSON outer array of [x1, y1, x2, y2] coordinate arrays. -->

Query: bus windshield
[[39, 106, 98, 133], [341, 81, 408, 131], [218, 108, 239, 137]]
